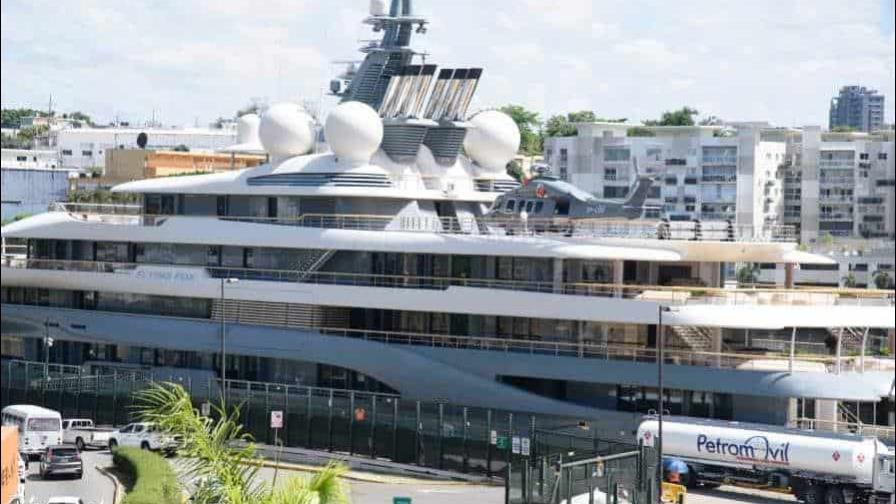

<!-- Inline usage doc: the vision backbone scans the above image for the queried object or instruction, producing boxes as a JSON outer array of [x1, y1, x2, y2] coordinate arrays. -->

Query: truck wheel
[[75, 437, 85, 451], [825, 486, 845, 504], [803, 485, 825, 504]]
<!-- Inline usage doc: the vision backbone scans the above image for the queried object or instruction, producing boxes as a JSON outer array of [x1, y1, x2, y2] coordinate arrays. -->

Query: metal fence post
[[349, 391, 356, 456], [265, 385, 271, 444], [370, 396, 378, 459], [414, 401, 422, 466], [487, 409, 493, 478], [392, 399, 399, 462], [306, 388, 313, 448], [284, 386, 290, 447], [438, 403, 445, 470], [327, 389, 334, 452], [462, 407, 469, 473]]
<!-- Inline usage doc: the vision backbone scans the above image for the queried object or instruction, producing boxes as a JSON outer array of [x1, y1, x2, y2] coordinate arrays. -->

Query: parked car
[[39, 444, 83, 479], [62, 418, 114, 450], [107, 422, 179, 453]]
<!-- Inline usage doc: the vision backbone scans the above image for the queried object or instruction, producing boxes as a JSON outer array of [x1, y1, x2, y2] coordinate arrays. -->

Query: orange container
[[1, 426, 19, 504]]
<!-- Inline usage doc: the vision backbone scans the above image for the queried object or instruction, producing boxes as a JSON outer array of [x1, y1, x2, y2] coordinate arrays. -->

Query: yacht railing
[[3, 257, 894, 307], [790, 417, 895, 442], [45, 202, 799, 242]]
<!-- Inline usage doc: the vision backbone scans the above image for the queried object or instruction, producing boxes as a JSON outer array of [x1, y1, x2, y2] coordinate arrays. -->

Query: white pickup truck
[[107, 422, 180, 453], [62, 419, 114, 451]]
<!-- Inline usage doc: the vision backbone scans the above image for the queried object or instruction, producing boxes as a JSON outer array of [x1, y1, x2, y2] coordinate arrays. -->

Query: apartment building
[[544, 123, 786, 232], [782, 128, 895, 242], [829, 85, 885, 133]]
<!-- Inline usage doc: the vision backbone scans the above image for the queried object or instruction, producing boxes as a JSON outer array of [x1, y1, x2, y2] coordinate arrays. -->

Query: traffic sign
[[496, 436, 510, 450], [490, 430, 498, 445], [200, 402, 211, 417], [521, 437, 530, 456], [270, 410, 284, 429], [512, 436, 521, 454], [393, 498, 412, 504]]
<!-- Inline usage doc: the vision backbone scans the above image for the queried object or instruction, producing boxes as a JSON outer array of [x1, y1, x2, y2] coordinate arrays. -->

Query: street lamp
[[656, 305, 672, 504], [220, 277, 239, 406]]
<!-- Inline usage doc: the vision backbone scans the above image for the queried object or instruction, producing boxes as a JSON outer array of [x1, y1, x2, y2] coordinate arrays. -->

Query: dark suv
[[39, 444, 83, 479]]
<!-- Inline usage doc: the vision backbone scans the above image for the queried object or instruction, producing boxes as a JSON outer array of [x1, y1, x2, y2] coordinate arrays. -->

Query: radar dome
[[259, 103, 314, 159], [463, 110, 520, 171], [325, 101, 383, 165], [236, 113, 261, 145], [369, 0, 387, 16]]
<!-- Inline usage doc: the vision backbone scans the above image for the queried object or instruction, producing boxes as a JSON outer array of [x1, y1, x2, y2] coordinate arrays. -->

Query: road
[[21, 450, 116, 504], [687, 485, 796, 504]]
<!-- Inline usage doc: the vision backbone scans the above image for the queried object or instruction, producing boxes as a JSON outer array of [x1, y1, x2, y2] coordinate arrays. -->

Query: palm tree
[[134, 382, 349, 504], [841, 272, 858, 288]]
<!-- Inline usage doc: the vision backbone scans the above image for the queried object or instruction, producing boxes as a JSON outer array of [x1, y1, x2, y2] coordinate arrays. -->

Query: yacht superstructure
[[2, 0, 894, 440]]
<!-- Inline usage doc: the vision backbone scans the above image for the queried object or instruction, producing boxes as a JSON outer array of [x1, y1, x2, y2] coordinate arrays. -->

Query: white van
[[1, 405, 63, 458]]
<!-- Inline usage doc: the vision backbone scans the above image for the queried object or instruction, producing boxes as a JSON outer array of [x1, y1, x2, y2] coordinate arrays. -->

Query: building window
[[81, 150, 93, 156], [15, 156, 27, 162], [879, 153, 889, 160], [664, 176, 677, 186], [61, 149, 73, 156], [560, 149, 568, 162]]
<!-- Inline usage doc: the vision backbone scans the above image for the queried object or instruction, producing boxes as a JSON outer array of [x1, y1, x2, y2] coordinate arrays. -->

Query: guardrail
[[46, 202, 799, 242], [4, 257, 894, 307]]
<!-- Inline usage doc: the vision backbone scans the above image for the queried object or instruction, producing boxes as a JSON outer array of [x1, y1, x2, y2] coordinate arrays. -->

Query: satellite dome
[[259, 103, 314, 159], [236, 113, 261, 145], [463, 110, 520, 172], [369, 0, 387, 16], [325, 101, 383, 165]]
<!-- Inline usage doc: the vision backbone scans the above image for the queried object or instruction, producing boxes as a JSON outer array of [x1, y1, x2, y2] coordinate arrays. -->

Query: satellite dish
[[136, 132, 148, 149]]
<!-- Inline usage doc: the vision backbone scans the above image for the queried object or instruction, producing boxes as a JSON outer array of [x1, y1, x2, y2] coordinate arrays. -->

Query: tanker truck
[[637, 416, 895, 504]]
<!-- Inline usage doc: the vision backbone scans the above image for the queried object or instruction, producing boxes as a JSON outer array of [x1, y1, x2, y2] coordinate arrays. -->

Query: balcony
[[5, 257, 892, 308], [41, 203, 799, 243]]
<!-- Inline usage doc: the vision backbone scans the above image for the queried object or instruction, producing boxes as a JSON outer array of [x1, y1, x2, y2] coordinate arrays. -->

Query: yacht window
[[504, 199, 515, 212]]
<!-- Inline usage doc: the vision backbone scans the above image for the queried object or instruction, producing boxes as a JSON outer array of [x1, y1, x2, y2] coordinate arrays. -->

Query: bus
[[1, 405, 63, 459]]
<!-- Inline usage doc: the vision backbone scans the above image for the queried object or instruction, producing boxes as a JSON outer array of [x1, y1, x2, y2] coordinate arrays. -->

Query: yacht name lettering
[[134, 270, 196, 282]]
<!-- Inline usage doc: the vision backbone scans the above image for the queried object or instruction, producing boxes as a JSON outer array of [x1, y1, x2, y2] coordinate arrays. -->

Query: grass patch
[[112, 447, 182, 504]]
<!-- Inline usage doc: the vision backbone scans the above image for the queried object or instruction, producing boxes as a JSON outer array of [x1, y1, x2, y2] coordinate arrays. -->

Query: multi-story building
[[544, 123, 786, 233], [1, 149, 74, 222], [829, 86, 885, 133], [53, 126, 237, 172], [782, 128, 894, 242]]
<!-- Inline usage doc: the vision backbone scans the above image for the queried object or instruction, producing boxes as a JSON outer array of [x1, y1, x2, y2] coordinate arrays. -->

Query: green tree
[[67, 111, 93, 126], [841, 273, 858, 288], [543, 114, 577, 138], [566, 110, 597, 123], [831, 125, 856, 133], [871, 270, 893, 290], [506, 159, 526, 182], [736, 263, 760, 286], [135, 383, 349, 504], [1, 108, 44, 128], [500, 104, 542, 155], [646, 106, 700, 126], [14, 124, 49, 148], [626, 126, 655, 137]]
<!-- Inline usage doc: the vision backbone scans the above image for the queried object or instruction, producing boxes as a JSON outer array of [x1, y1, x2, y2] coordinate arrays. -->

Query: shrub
[[112, 447, 182, 504]]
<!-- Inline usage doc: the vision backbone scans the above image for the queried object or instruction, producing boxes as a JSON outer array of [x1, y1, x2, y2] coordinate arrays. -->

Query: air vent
[[474, 179, 521, 193], [248, 172, 393, 188]]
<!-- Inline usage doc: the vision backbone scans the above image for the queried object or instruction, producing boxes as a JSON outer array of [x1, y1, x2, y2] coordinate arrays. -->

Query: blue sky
[[2, 0, 894, 128]]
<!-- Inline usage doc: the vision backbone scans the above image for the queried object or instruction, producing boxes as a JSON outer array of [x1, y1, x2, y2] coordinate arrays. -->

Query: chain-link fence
[[2, 359, 643, 487]]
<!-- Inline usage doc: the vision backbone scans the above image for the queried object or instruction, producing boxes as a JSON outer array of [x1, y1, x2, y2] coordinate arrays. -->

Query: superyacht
[[1, 0, 894, 439]]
